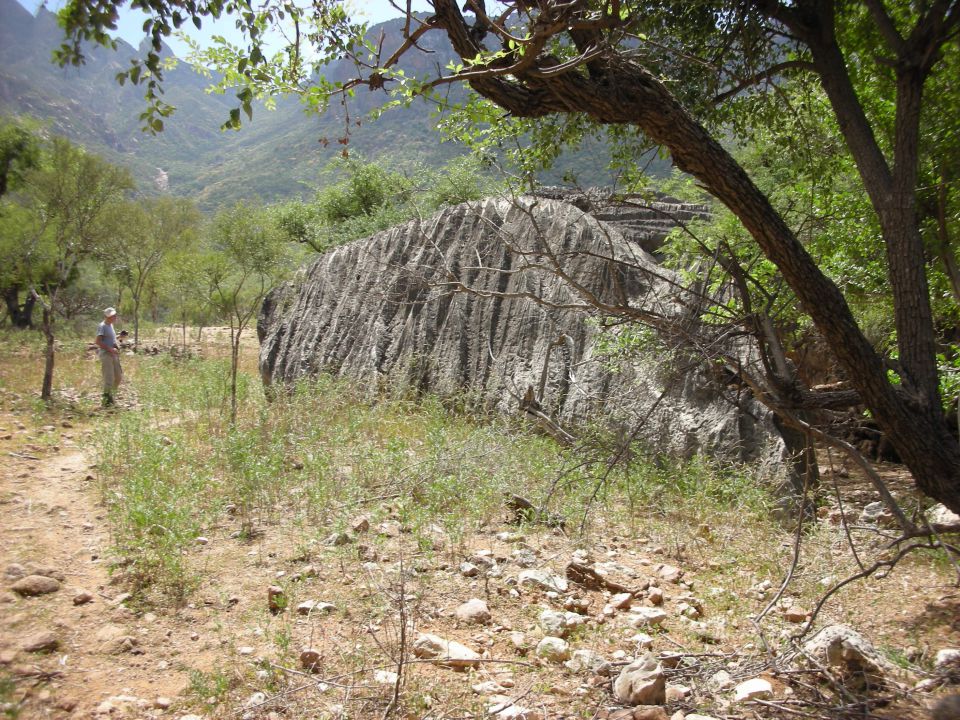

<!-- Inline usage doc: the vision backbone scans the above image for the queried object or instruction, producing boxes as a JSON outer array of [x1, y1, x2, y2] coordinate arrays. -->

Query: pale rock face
[[518, 569, 569, 593], [456, 598, 492, 625], [564, 649, 610, 675], [733, 677, 773, 702], [629, 607, 668, 627], [535, 636, 572, 662], [258, 196, 790, 475], [800, 624, 908, 683], [613, 652, 666, 705], [412, 633, 481, 668]]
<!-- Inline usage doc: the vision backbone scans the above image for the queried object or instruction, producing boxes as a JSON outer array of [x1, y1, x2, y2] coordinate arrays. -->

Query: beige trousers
[[100, 352, 123, 393]]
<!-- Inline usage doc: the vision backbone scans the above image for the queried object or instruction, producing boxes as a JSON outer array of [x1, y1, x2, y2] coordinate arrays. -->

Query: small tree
[[104, 196, 200, 346], [20, 137, 132, 401], [203, 202, 290, 422], [0, 117, 43, 328]]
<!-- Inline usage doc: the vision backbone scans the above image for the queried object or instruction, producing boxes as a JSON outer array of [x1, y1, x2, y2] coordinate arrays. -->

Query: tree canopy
[[56, 0, 960, 513]]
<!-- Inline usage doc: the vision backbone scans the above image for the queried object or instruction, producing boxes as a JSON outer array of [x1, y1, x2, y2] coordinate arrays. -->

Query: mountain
[[0, 0, 664, 209]]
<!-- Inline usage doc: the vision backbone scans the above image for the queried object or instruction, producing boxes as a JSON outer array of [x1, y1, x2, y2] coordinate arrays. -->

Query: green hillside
[[0, 0, 666, 208]]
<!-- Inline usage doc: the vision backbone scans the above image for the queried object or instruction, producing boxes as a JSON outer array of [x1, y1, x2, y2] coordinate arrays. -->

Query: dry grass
[[1, 327, 958, 720]]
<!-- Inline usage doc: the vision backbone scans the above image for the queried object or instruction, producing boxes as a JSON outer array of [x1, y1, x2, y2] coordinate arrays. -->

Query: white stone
[[517, 568, 568, 593], [928, 504, 960, 526], [935, 648, 960, 670], [628, 607, 668, 627], [564, 649, 609, 675], [412, 633, 481, 668], [374, 670, 398, 685], [613, 653, 666, 705], [456, 598, 492, 625], [534, 636, 571, 662], [734, 677, 773, 702]]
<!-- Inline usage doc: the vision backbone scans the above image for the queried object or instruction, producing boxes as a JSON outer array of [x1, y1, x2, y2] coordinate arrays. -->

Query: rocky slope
[[258, 194, 786, 471]]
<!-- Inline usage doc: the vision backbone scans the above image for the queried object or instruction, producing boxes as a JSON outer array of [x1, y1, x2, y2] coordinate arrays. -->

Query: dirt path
[[1, 422, 198, 718]]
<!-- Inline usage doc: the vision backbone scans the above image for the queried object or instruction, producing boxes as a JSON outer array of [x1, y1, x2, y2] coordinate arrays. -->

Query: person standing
[[95, 307, 123, 407]]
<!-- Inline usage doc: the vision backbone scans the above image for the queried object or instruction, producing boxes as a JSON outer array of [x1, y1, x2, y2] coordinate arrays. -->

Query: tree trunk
[[133, 295, 141, 347], [430, 0, 960, 513], [3, 286, 36, 328], [229, 324, 239, 423], [40, 305, 55, 401]]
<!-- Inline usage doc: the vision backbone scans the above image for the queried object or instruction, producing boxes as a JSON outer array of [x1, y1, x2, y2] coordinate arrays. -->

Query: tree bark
[[40, 305, 55, 401], [3, 286, 36, 328]]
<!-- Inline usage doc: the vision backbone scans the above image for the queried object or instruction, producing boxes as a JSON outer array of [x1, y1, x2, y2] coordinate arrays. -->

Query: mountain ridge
[[0, 0, 659, 209]]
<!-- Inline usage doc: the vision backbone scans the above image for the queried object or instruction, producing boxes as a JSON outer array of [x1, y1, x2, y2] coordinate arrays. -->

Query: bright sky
[[14, 0, 432, 56]]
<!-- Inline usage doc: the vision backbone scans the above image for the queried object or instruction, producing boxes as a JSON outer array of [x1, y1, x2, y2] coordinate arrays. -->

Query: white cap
[[104, 307, 117, 318]]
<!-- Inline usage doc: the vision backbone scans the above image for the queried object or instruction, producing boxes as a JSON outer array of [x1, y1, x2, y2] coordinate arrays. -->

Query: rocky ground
[[1, 341, 960, 720]]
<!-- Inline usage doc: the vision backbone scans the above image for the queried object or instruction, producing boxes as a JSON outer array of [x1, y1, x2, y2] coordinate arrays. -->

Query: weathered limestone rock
[[800, 624, 910, 687], [455, 598, 492, 625], [258, 197, 788, 472], [535, 636, 571, 662], [613, 653, 666, 705], [733, 677, 773, 702], [412, 633, 481, 668], [11, 575, 60, 596]]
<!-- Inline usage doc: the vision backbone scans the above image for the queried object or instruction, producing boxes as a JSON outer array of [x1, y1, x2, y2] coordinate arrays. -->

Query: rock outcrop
[[258, 195, 786, 469]]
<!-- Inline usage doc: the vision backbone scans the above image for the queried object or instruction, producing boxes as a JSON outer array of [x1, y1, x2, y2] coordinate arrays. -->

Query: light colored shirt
[[97, 321, 117, 356]]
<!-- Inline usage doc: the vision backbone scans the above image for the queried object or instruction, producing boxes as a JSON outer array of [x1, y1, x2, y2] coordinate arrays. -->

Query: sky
[[14, 0, 432, 57]]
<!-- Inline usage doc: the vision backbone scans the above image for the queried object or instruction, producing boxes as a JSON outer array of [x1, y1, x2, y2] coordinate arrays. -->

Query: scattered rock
[[564, 649, 610, 675], [928, 504, 960, 526], [539, 609, 586, 637], [73, 589, 95, 605], [413, 633, 481, 668], [613, 653, 666, 705], [11, 575, 61, 597], [628, 608, 667, 627], [460, 562, 480, 578], [733, 677, 773, 702], [267, 585, 286, 613], [609, 592, 634, 610], [935, 649, 960, 672], [657, 565, 682, 583], [783, 606, 808, 623], [196, 536, 209, 545], [296, 600, 336, 616], [154, 697, 173, 710], [646, 587, 664, 606], [96, 624, 139, 654], [665, 684, 691, 702], [801, 624, 905, 686], [455, 598, 492, 625], [300, 648, 322, 672], [21, 631, 59, 652], [859, 501, 885, 523], [325, 532, 352, 546], [535, 636, 571, 663], [631, 708, 668, 720], [351, 516, 370, 533], [518, 568, 568, 593], [374, 670, 398, 685]]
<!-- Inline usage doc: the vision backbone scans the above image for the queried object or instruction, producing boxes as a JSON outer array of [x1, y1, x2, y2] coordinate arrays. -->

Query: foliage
[[9, 134, 133, 399], [100, 196, 201, 344], [201, 201, 292, 421], [273, 154, 503, 253]]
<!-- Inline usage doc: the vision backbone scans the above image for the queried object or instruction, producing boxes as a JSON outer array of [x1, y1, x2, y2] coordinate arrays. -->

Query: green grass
[[82, 347, 782, 605]]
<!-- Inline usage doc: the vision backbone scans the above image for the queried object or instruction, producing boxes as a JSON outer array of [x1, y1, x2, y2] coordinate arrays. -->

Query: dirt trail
[[1, 425, 198, 718]]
